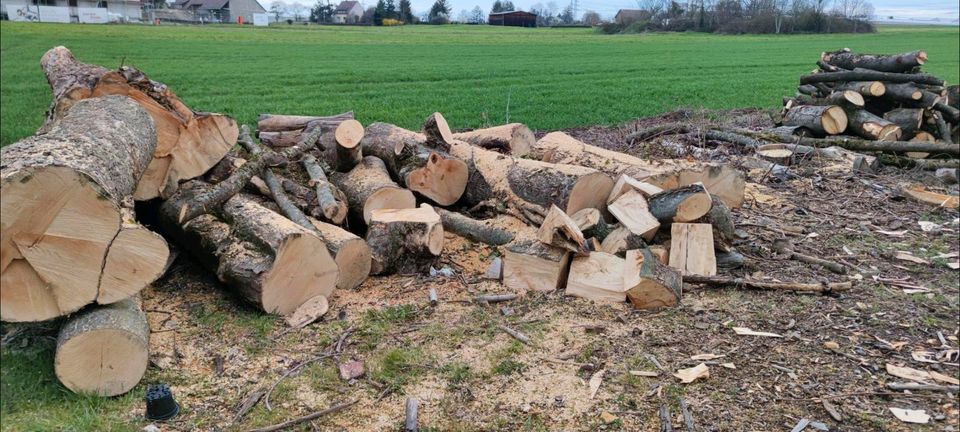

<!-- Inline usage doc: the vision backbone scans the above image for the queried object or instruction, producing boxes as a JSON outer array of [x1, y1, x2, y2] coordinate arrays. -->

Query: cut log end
[[366, 205, 444, 275], [841, 90, 865, 106], [821, 106, 848, 135], [503, 240, 571, 292], [364, 187, 417, 225], [335, 119, 365, 149], [97, 226, 170, 304], [624, 249, 682, 310], [261, 232, 339, 315], [566, 172, 616, 215], [404, 153, 469, 206]]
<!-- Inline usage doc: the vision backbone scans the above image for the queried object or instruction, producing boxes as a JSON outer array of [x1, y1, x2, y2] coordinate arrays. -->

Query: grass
[[2, 23, 958, 146]]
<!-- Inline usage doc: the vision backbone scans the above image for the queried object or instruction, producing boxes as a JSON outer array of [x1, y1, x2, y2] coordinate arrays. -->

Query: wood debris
[[889, 407, 930, 424], [732, 327, 784, 338], [674, 363, 710, 384]]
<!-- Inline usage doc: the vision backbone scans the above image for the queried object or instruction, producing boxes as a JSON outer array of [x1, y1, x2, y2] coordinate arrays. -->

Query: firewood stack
[[2, 46, 758, 397], [781, 49, 958, 148]]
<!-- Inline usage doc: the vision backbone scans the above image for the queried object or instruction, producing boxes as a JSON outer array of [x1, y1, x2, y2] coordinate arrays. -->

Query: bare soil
[[7, 109, 960, 431]]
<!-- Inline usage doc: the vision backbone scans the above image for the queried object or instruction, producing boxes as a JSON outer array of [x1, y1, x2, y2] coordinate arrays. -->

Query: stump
[[366, 205, 444, 275]]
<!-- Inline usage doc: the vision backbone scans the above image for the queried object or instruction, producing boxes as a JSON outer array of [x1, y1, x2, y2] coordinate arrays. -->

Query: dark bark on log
[[648, 184, 713, 224], [883, 83, 923, 102], [934, 102, 960, 124], [878, 154, 960, 170], [883, 108, 923, 138], [697, 196, 735, 250], [835, 81, 885, 97], [821, 49, 927, 73], [797, 84, 820, 95], [764, 130, 960, 156], [816, 60, 844, 72], [683, 275, 852, 293], [785, 91, 864, 108], [783, 105, 847, 136], [931, 112, 954, 144], [626, 123, 690, 142], [302, 155, 349, 225], [422, 112, 453, 152], [435, 208, 514, 245], [256, 112, 354, 132], [800, 68, 943, 86], [845, 108, 902, 141], [659, 405, 674, 432]]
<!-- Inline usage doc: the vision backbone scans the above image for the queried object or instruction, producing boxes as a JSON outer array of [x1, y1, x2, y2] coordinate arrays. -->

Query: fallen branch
[[683, 275, 852, 293], [500, 325, 531, 345], [800, 68, 944, 86], [436, 208, 514, 245], [476, 294, 518, 304], [248, 399, 358, 432], [763, 130, 959, 156], [302, 154, 349, 225], [404, 397, 418, 432], [887, 382, 960, 393]]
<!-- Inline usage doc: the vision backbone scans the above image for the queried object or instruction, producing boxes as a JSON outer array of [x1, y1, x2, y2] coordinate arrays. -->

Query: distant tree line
[[602, 0, 875, 34]]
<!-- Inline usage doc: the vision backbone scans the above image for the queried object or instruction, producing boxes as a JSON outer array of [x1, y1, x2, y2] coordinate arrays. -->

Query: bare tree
[[582, 10, 600, 25], [289, 2, 306, 21]]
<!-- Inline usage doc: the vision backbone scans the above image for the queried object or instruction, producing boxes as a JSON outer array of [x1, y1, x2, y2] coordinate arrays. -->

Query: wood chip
[[876, 229, 908, 237], [930, 370, 960, 386], [822, 399, 843, 422], [284, 295, 329, 328], [674, 363, 710, 384], [720, 363, 736, 369], [885, 363, 946, 383], [599, 411, 619, 424], [589, 369, 605, 398], [732, 327, 783, 338], [889, 407, 930, 424], [894, 251, 930, 265], [629, 370, 660, 377], [690, 353, 724, 361]]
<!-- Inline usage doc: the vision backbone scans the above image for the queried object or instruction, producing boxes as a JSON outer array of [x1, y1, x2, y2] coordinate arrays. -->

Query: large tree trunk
[[783, 105, 848, 136], [530, 132, 745, 208], [55, 297, 149, 396], [452, 123, 535, 156], [39, 46, 238, 201], [1, 96, 169, 323], [820, 49, 927, 73], [158, 181, 338, 315], [328, 156, 416, 224], [366, 205, 444, 275]]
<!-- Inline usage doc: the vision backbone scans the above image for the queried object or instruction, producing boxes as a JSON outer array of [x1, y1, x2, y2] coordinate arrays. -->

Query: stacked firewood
[[3, 46, 857, 399], [780, 49, 958, 148]]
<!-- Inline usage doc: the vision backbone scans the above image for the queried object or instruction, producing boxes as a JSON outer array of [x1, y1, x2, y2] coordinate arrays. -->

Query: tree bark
[[765, 130, 959, 156], [821, 49, 927, 73], [882, 83, 923, 102], [335, 119, 365, 172], [54, 297, 149, 396], [625, 248, 682, 309], [328, 156, 416, 224], [435, 208, 514, 245], [883, 108, 923, 139], [783, 105, 848, 136], [1, 96, 169, 322], [422, 112, 454, 151], [256, 112, 354, 132], [158, 181, 339, 314], [648, 183, 713, 224], [785, 91, 864, 108], [845, 108, 902, 141], [452, 123, 535, 156], [366, 205, 444, 275], [683, 275, 853, 293], [800, 68, 943, 86], [302, 154, 349, 225]]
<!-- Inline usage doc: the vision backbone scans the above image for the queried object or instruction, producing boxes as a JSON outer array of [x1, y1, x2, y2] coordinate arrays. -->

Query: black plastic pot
[[145, 384, 180, 421]]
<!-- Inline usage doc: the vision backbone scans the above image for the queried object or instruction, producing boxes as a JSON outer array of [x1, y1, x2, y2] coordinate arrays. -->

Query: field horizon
[[1, 22, 958, 146]]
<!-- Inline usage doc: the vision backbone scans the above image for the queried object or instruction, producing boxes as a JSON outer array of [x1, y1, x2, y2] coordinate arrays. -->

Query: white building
[[2, 0, 142, 23], [332, 0, 361, 23]]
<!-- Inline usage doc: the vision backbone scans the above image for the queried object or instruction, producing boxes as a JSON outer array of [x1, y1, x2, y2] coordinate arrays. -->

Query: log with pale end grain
[[600, 226, 646, 257], [306, 218, 371, 290], [334, 119, 365, 172], [366, 205, 444, 275], [329, 156, 416, 224], [452, 123, 535, 156], [845, 108, 902, 141], [569, 207, 614, 242], [756, 144, 794, 165], [884, 108, 923, 139], [566, 252, 627, 303], [835, 81, 885, 97], [256, 112, 354, 132], [608, 189, 660, 241], [503, 240, 571, 292], [359, 123, 468, 205], [435, 208, 514, 246], [1, 96, 169, 323], [669, 223, 717, 277], [159, 181, 338, 314], [821, 49, 927, 73], [883, 83, 924, 102], [532, 131, 745, 208], [624, 249, 682, 309], [785, 91, 865, 108], [54, 297, 149, 396], [783, 105, 848, 136], [302, 154, 349, 225], [648, 183, 713, 224], [607, 174, 664, 204], [800, 68, 943, 86], [537, 205, 589, 255], [422, 112, 454, 151]]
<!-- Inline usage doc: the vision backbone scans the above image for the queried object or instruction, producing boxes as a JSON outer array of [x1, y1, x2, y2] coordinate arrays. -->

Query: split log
[[883, 83, 924, 102], [159, 181, 339, 314], [328, 156, 416, 224], [359, 123, 468, 205], [845, 109, 902, 141], [608, 190, 660, 241], [308, 218, 371, 290], [302, 155, 349, 225], [54, 297, 149, 396], [624, 249, 682, 309], [835, 81, 885, 97], [607, 174, 664, 204], [800, 68, 943, 86], [764, 130, 959, 156], [569, 207, 614, 241], [335, 119, 365, 172], [452, 123, 535, 156], [648, 184, 713, 224], [435, 208, 513, 245], [783, 105, 848, 136], [532, 131, 744, 208], [256, 112, 354, 132], [669, 223, 717, 276], [883, 108, 923, 138], [38, 47, 238, 200], [366, 205, 444, 275], [1, 96, 169, 322], [821, 49, 927, 73], [600, 227, 646, 257], [566, 252, 627, 303], [503, 240, 571, 292], [683, 275, 853, 293], [537, 205, 589, 255]]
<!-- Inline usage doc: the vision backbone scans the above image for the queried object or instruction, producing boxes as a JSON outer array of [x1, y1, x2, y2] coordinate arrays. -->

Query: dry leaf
[[674, 363, 710, 384], [886, 364, 932, 383], [889, 408, 930, 424], [733, 327, 783, 338], [629, 370, 659, 377], [690, 353, 724, 361], [589, 369, 605, 398], [895, 252, 930, 265]]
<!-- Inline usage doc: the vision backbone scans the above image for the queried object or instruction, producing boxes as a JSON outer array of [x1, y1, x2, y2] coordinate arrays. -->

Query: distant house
[[0, 0, 141, 23], [488, 10, 536, 27], [614, 9, 650, 25], [332, 0, 362, 24], [172, 0, 265, 23]]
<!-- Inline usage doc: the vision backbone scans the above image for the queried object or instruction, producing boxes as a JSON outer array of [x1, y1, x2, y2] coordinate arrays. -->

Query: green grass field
[[1, 23, 958, 146]]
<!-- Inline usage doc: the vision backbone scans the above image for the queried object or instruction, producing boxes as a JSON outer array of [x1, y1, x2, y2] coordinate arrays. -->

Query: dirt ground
[[6, 109, 960, 431]]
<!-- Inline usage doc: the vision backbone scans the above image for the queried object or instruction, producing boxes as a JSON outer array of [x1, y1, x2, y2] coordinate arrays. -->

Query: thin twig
[[248, 399, 358, 432]]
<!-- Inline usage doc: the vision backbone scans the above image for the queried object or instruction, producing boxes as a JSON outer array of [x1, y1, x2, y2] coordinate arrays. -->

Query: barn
[[488, 11, 537, 27]]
